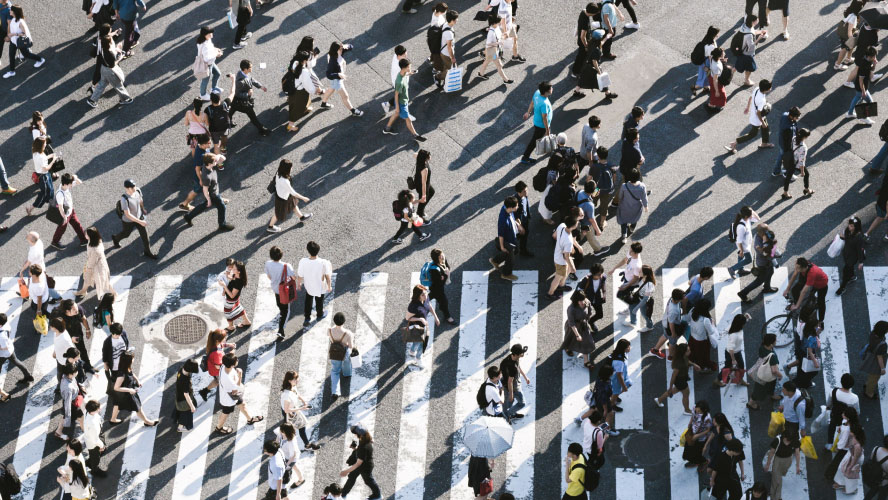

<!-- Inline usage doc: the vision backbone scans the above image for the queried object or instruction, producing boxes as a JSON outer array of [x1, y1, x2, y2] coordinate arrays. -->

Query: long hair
[[281, 370, 297, 392], [328, 41, 343, 60], [410, 285, 426, 303], [845, 0, 865, 17], [32, 137, 46, 154], [640, 265, 656, 285], [235, 261, 248, 288], [192, 98, 204, 115], [69, 461, 89, 488], [728, 314, 747, 334], [414, 149, 431, 180], [97, 293, 115, 323], [86, 226, 102, 247], [297, 36, 315, 54], [277, 159, 293, 179], [279, 422, 296, 441], [197, 26, 213, 44], [691, 299, 712, 322], [206, 329, 227, 355], [118, 351, 135, 373], [612, 338, 630, 359], [703, 26, 719, 45], [30, 111, 43, 131], [289, 51, 310, 75], [10, 5, 24, 20]]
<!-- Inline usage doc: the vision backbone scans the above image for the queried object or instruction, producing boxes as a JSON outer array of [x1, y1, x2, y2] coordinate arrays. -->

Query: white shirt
[[0, 329, 12, 358], [736, 216, 757, 254], [28, 279, 49, 304], [624, 255, 642, 283], [83, 411, 104, 449], [274, 175, 298, 200], [198, 40, 218, 65], [110, 336, 125, 370], [297, 257, 332, 297], [33, 152, 49, 174], [27, 241, 45, 271], [582, 420, 604, 457], [828, 389, 861, 414], [710, 59, 723, 78], [218, 367, 241, 407], [273, 428, 298, 463], [265, 260, 295, 292], [390, 55, 401, 87], [725, 329, 744, 353], [485, 26, 502, 47], [54, 331, 74, 366], [90, 0, 109, 15], [704, 43, 716, 58], [844, 13, 858, 28], [638, 281, 655, 298], [440, 27, 454, 57], [688, 316, 718, 344], [553, 224, 574, 266], [483, 377, 502, 415], [266, 450, 286, 490], [55, 187, 74, 217], [496, 0, 514, 31], [430, 12, 445, 28], [749, 88, 767, 127], [8, 18, 30, 46], [296, 68, 316, 93], [280, 389, 300, 414]]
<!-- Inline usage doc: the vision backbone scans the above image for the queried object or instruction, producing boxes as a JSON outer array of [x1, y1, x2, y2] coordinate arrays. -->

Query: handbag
[[401, 323, 427, 344], [535, 134, 557, 156], [266, 176, 276, 196], [801, 356, 820, 373], [278, 264, 298, 305], [443, 66, 463, 93], [827, 233, 845, 258], [479, 478, 493, 496], [350, 347, 362, 369], [46, 205, 65, 225], [17, 278, 29, 299], [596, 72, 611, 89], [192, 53, 210, 79], [855, 101, 878, 119], [754, 353, 777, 382], [16, 36, 32, 49], [290, 409, 308, 429]]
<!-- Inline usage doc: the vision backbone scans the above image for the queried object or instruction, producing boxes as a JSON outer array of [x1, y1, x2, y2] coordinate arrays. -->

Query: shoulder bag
[[278, 264, 298, 305]]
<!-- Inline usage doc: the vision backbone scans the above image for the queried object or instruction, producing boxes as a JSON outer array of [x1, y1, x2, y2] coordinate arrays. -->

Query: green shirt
[[395, 73, 409, 105]]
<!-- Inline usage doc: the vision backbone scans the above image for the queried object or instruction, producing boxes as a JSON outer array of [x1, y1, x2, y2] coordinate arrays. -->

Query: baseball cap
[[123, 179, 136, 188], [510, 344, 528, 356]]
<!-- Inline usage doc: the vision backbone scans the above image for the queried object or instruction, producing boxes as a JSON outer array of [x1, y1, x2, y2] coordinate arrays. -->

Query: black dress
[[578, 46, 603, 90], [114, 372, 142, 412]]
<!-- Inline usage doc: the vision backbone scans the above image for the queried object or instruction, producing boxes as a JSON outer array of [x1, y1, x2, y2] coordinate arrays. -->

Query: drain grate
[[163, 314, 208, 345]]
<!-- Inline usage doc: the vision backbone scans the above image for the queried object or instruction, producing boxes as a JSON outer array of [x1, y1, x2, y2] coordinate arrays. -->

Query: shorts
[[555, 263, 568, 277], [506, 25, 517, 38], [191, 172, 202, 193], [398, 103, 410, 119], [877, 201, 887, 219], [673, 376, 689, 391], [330, 78, 343, 91], [210, 131, 227, 144], [768, 0, 789, 15], [221, 404, 237, 414]]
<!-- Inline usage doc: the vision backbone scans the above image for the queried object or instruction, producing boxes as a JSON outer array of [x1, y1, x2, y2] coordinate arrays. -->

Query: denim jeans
[[329, 357, 352, 396], [695, 63, 708, 88], [32, 173, 54, 209], [728, 253, 752, 276], [406, 341, 422, 361], [0, 156, 10, 190], [849, 90, 873, 116], [869, 142, 888, 172], [772, 145, 785, 175], [628, 295, 653, 329], [504, 387, 526, 417], [200, 63, 221, 96]]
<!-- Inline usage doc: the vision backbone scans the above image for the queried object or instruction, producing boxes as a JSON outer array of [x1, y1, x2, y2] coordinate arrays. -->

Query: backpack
[[728, 219, 739, 243], [837, 20, 850, 42], [829, 388, 850, 423], [115, 188, 141, 220], [199, 347, 221, 373], [426, 25, 451, 54], [586, 426, 606, 470], [880, 119, 888, 142], [476, 381, 496, 410], [282, 69, 297, 96], [718, 65, 734, 87], [730, 30, 745, 57], [571, 460, 600, 492], [690, 41, 707, 65], [392, 200, 403, 220], [206, 103, 231, 131], [863, 447, 888, 487], [419, 262, 439, 288], [532, 165, 552, 192], [793, 389, 815, 419], [593, 163, 615, 194], [0, 463, 22, 495]]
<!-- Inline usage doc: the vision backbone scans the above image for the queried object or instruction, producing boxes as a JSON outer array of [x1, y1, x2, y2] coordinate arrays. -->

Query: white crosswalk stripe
[[6, 267, 888, 500]]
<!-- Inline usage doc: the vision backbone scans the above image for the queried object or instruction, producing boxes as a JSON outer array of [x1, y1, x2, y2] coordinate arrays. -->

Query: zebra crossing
[[1, 266, 887, 499]]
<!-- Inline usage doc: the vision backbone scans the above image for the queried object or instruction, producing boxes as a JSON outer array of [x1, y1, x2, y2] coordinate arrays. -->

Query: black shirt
[[176, 370, 194, 404], [577, 11, 592, 46], [622, 116, 640, 142], [357, 442, 374, 469], [770, 438, 797, 458], [64, 308, 86, 343], [500, 356, 519, 386], [227, 278, 244, 302], [878, 172, 888, 209], [619, 140, 642, 177], [856, 58, 873, 91]]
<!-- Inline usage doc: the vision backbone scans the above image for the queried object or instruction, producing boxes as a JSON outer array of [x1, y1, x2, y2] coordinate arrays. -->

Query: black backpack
[[0, 463, 22, 495], [392, 200, 403, 220], [718, 65, 734, 87], [863, 447, 888, 487], [532, 165, 553, 192], [571, 460, 600, 492], [879, 119, 888, 142], [829, 388, 850, 422], [206, 103, 230, 131], [729, 31, 745, 57], [426, 25, 451, 54], [793, 389, 815, 419], [593, 163, 615, 194], [727, 219, 739, 243], [476, 381, 496, 410], [115, 188, 141, 220], [282, 69, 297, 96], [690, 41, 706, 65]]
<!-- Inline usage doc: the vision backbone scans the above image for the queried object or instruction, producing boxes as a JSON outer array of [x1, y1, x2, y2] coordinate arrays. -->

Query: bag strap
[[280, 263, 288, 282], [623, 182, 642, 202]]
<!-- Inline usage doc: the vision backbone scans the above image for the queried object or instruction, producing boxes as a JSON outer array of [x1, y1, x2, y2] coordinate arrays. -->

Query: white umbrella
[[462, 415, 514, 458]]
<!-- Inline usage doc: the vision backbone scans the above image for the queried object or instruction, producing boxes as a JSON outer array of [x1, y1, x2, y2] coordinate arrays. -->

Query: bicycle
[[762, 293, 817, 348]]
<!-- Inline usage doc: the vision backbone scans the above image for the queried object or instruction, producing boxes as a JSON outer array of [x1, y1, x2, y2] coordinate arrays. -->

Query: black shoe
[[309, 442, 321, 450], [836, 287, 845, 296], [509, 413, 525, 419], [112, 235, 121, 248], [568, 273, 578, 281], [276, 331, 285, 341], [50, 242, 65, 250], [850, 275, 859, 283], [613, 405, 624, 412], [414, 135, 427, 142], [763, 287, 779, 293], [143, 251, 158, 260], [331, 394, 339, 402], [737, 292, 749, 303], [593, 246, 610, 257], [218, 223, 235, 232], [198, 388, 209, 402], [183, 217, 193, 227], [737, 269, 751, 277]]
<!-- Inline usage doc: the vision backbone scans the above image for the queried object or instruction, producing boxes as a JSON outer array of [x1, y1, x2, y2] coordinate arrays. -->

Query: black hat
[[510, 344, 528, 355], [123, 179, 136, 188]]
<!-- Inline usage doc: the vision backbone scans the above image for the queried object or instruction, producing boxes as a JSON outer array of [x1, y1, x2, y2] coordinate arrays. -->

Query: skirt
[[578, 64, 601, 90], [708, 75, 726, 108], [274, 194, 299, 221], [735, 54, 757, 73], [562, 326, 596, 355], [689, 336, 717, 371], [224, 297, 245, 321], [288, 90, 310, 121], [114, 390, 142, 412]]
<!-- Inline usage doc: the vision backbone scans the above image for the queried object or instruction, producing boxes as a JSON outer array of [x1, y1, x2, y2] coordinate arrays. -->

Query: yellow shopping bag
[[768, 412, 785, 438], [800, 436, 818, 459], [33, 314, 48, 335], [679, 428, 688, 447]]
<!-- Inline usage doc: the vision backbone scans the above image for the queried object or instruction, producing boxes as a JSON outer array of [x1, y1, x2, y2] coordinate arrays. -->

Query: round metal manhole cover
[[163, 314, 208, 345], [622, 431, 669, 466]]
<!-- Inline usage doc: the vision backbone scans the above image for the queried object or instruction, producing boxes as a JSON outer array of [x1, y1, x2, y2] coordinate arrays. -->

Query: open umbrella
[[860, 5, 888, 30], [461, 415, 514, 458]]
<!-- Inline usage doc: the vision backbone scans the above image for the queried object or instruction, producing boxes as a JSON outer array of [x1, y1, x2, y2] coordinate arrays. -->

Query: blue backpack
[[419, 262, 439, 288]]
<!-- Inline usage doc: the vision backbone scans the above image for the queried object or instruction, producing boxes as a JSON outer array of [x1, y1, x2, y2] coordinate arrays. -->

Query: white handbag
[[534, 134, 557, 156], [597, 72, 612, 89], [801, 356, 820, 373], [827, 233, 844, 259], [350, 348, 363, 369], [444, 66, 464, 93]]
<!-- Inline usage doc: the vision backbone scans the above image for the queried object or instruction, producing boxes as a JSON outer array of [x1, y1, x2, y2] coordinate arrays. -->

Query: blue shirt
[[0, 4, 11, 33], [686, 276, 704, 306], [781, 390, 806, 430], [601, 1, 618, 30], [577, 192, 595, 226], [112, 0, 145, 21], [497, 205, 519, 248], [532, 90, 552, 129]]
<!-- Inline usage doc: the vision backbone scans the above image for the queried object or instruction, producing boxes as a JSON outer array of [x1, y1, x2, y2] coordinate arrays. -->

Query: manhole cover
[[163, 314, 208, 345], [622, 431, 669, 466]]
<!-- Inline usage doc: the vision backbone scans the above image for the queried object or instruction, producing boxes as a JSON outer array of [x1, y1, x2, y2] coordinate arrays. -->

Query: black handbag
[[46, 205, 65, 225], [16, 36, 33, 49]]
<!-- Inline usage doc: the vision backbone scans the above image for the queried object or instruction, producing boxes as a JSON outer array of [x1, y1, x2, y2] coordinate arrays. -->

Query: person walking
[[297, 241, 332, 328], [174, 360, 198, 432], [574, 29, 619, 101], [687, 299, 719, 376], [60, 299, 96, 378], [56, 459, 92, 500], [220, 261, 251, 331], [691, 26, 719, 96], [734, 15, 766, 86], [772, 106, 801, 177], [392, 190, 431, 244], [625, 264, 655, 332], [467, 455, 494, 500], [412, 149, 435, 220], [654, 343, 698, 415], [746, 333, 782, 410], [2, 5, 46, 79], [780, 127, 812, 199], [101, 321, 127, 392], [615, 168, 648, 243], [835, 1, 862, 71], [865, 172, 888, 241], [109, 351, 158, 426], [577, 263, 606, 332], [836, 216, 866, 295], [862, 322, 888, 400], [682, 401, 714, 467], [208, 78, 235, 153], [230, 59, 270, 135], [86, 28, 134, 108], [262, 439, 290, 500], [0, 154, 17, 195], [266, 246, 295, 340], [183, 153, 235, 231], [26, 137, 57, 216], [720, 314, 750, 386], [547, 216, 579, 300], [214, 352, 263, 434], [501, 343, 530, 420], [705, 48, 728, 112], [848, 46, 878, 126], [82, 400, 106, 475], [724, 79, 774, 154], [50, 173, 88, 250], [196, 26, 222, 100], [562, 289, 596, 369], [75, 227, 113, 300], [863, 435, 888, 500], [727, 206, 760, 279], [599, 0, 618, 59], [230, 0, 253, 49], [383, 58, 425, 141], [404, 284, 437, 368], [563, 442, 588, 500], [183, 99, 210, 155], [112, 179, 157, 259], [112, 0, 145, 57], [425, 248, 455, 323], [267, 159, 313, 233], [0, 313, 33, 400], [737, 224, 779, 302], [765, 431, 801, 500], [833, 420, 865, 495], [825, 374, 860, 451], [273, 423, 306, 489], [328, 313, 353, 400], [520, 81, 553, 164], [278, 371, 320, 449], [792, 321, 821, 389], [488, 195, 521, 280], [197, 329, 234, 401], [28, 264, 59, 317], [19, 231, 45, 279], [320, 41, 363, 116], [340, 425, 382, 500], [283, 52, 313, 131], [709, 439, 746, 499], [777, 381, 806, 444], [476, 15, 512, 84]]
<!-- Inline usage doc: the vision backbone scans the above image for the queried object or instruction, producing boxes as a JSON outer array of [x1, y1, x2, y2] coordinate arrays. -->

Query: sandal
[[584, 361, 594, 369], [293, 479, 305, 488], [246, 416, 264, 425], [0, 394, 9, 402], [803, 189, 815, 196], [572, 91, 586, 98], [781, 193, 792, 199], [224, 326, 236, 333], [605, 92, 619, 99], [109, 419, 122, 425], [240, 322, 252, 328], [144, 420, 158, 427], [476, 72, 489, 80], [215, 426, 233, 434]]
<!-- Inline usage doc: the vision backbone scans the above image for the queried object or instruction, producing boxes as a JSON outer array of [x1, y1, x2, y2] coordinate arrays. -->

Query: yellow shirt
[[566, 455, 586, 496]]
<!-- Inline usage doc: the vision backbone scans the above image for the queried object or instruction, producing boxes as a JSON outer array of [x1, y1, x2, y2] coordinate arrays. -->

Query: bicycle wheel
[[763, 313, 795, 347]]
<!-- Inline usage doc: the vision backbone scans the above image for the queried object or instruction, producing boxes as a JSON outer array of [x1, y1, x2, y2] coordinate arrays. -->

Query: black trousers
[[811, 285, 827, 323], [603, 36, 614, 57], [429, 287, 452, 318], [86, 445, 102, 471], [394, 220, 423, 240], [589, 302, 603, 332], [341, 467, 381, 498], [492, 240, 515, 275], [517, 217, 530, 253], [416, 185, 435, 217], [401, 0, 421, 11], [745, 0, 768, 25], [114, 221, 151, 253], [522, 126, 547, 160], [0, 353, 32, 380], [234, 8, 250, 45], [736, 123, 770, 145], [121, 19, 140, 53], [840, 259, 860, 289], [229, 99, 265, 131], [303, 293, 324, 321], [274, 293, 289, 334], [739, 264, 774, 295], [616, 0, 638, 23], [572, 44, 587, 76], [783, 164, 810, 192]]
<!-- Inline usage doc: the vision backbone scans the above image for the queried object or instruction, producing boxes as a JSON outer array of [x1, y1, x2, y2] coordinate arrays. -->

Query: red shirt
[[207, 349, 224, 377], [805, 264, 829, 289]]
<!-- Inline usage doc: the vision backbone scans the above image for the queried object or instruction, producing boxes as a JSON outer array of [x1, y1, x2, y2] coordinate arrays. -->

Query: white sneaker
[[617, 310, 628, 316], [607, 429, 620, 436], [34, 58, 45, 68], [860, 118, 875, 125], [2, 71, 14, 79], [843, 81, 856, 89], [266, 225, 281, 233], [639, 326, 654, 332], [381, 102, 390, 114], [623, 319, 635, 327], [624, 22, 640, 29], [847, 111, 856, 118], [408, 114, 417, 122], [199, 93, 210, 102], [653, 397, 664, 408], [875, 72, 885, 81]]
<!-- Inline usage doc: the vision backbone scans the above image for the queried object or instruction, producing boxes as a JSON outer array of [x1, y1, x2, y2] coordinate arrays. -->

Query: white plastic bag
[[443, 66, 463, 93], [810, 405, 829, 434], [597, 72, 612, 89], [227, 9, 235, 29], [350, 349, 363, 369], [827, 233, 844, 258]]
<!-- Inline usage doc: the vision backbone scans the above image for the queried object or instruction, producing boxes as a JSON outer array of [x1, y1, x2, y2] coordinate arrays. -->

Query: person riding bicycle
[[784, 258, 828, 328]]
